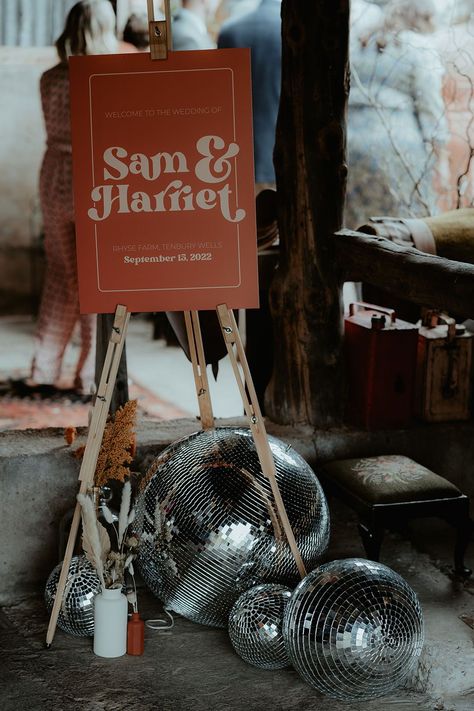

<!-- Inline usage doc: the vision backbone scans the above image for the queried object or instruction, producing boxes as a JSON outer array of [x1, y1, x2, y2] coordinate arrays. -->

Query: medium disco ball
[[283, 558, 424, 701], [135, 427, 329, 628], [228, 584, 292, 669], [45, 554, 102, 636]]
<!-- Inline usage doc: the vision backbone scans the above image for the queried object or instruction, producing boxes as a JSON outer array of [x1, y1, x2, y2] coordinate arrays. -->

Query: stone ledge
[[1, 417, 473, 605]]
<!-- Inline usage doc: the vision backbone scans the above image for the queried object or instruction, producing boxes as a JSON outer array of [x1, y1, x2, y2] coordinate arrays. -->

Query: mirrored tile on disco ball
[[228, 583, 292, 669], [45, 554, 101, 636]]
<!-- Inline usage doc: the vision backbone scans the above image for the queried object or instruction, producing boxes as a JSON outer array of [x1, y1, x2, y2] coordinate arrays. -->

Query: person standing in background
[[218, 0, 282, 410], [172, 0, 219, 50], [122, 12, 150, 51], [350, 0, 383, 45], [434, 0, 474, 210], [15, 0, 118, 399], [213, 0, 258, 28], [218, 0, 281, 191], [345, 0, 448, 229]]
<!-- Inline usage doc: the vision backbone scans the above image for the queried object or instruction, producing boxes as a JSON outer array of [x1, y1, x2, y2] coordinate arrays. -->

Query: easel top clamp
[[147, 0, 173, 59]]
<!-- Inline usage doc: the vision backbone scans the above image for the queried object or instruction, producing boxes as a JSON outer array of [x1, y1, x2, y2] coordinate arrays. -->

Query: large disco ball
[[228, 584, 292, 669], [283, 559, 424, 701], [45, 554, 102, 636], [135, 427, 329, 628]]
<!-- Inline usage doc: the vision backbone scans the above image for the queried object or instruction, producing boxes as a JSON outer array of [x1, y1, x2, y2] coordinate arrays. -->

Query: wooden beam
[[334, 229, 474, 318], [266, 0, 350, 427]]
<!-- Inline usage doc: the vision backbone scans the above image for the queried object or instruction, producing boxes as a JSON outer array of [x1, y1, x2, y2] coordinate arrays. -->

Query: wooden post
[[46, 305, 130, 647], [266, 0, 350, 426]]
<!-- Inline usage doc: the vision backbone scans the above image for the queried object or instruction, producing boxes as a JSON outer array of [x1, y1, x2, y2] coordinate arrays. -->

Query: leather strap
[[403, 218, 437, 255]]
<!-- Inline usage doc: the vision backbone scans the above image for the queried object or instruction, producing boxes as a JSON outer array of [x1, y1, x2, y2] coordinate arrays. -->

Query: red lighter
[[344, 302, 418, 429]]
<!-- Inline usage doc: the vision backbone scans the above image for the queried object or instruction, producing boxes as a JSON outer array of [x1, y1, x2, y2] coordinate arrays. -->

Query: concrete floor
[[1, 499, 473, 711]]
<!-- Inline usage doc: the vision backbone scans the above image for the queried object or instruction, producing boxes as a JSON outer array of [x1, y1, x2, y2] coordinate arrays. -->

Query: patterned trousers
[[31, 149, 95, 391]]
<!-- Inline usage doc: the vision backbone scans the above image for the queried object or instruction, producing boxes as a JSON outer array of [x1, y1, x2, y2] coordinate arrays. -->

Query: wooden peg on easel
[[45, 305, 130, 647], [215, 303, 307, 580], [147, 0, 172, 59]]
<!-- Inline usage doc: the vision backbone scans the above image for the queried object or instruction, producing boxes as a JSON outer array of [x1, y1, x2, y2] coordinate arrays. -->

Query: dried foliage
[[77, 482, 138, 590], [101, 480, 139, 590], [64, 426, 77, 446], [94, 400, 138, 487], [77, 492, 109, 589], [73, 445, 86, 460]]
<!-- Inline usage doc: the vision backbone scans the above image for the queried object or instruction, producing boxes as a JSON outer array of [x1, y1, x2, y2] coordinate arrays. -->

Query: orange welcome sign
[[69, 49, 258, 314]]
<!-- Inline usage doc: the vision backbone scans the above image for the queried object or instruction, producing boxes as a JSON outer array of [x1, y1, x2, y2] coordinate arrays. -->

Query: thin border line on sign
[[88, 66, 242, 294], [93, 224, 241, 293]]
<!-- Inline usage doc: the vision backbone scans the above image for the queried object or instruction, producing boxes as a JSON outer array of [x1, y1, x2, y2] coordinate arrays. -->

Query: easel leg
[[45, 304, 130, 647], [184, 311, 214, 430], [216, 303, 307, 579], [96, 313, 129, 413]]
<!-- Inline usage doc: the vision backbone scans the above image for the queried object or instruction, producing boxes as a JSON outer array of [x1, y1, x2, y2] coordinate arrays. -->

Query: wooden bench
[[319, 454, 473, 577]]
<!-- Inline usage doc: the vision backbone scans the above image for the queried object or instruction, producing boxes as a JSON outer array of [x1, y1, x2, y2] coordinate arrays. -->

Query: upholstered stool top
[[321, 455, 461, 504]]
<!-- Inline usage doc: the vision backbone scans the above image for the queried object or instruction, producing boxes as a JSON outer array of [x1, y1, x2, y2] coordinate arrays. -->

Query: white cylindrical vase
[[93, 587, 128, 658]]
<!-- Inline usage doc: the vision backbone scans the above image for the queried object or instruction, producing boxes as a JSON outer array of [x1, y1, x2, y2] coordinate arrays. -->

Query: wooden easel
[[46, 1, 305, 647], [46, 0, 173, 649]]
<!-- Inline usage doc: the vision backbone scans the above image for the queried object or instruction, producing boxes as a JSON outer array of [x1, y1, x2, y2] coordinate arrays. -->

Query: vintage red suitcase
[[415, 311, 473, 422], [345, 302, 418, 429]]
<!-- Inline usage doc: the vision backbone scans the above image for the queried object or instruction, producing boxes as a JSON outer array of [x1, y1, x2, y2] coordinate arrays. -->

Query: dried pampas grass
[[94, 400, 138, 487], [77, 482, 138, 591], [118, 480, 132, 545]]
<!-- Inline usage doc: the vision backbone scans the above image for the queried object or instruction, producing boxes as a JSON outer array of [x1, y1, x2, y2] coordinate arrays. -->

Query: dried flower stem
[[118, 480, 132, 549], [77, 492, 109, 589]]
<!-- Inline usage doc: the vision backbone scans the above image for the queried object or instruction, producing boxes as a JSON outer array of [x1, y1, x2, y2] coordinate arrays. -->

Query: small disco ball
[[135, 427, 329, 628], [228, 584, 292, 669], [283, 558, 424, 701], [44, 554, 102, 636]]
